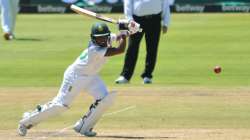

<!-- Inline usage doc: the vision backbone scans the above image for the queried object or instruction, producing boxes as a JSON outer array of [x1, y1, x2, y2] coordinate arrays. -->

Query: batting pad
[[19, 102, 68, 128], [77, 92, 116, 134]]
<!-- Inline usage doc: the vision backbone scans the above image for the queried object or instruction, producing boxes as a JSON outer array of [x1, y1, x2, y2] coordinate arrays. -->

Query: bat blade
[[70, 5, 118, 24]]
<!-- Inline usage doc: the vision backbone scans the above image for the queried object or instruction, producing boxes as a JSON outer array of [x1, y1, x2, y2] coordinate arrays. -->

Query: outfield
[[0, 14, 250, 139]]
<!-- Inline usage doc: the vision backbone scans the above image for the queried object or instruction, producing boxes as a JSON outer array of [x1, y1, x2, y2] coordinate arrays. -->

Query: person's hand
[[128, 20, 141, 34], [118, 19, 129, 30], [162, 26, 168, 34], [116, 31, 129, 41], [118, 19, 141, 34]]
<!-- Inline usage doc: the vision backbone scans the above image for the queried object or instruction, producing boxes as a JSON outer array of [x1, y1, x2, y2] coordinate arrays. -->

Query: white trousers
[[52, 67, 108, 107], [0, 0, 19, 33]]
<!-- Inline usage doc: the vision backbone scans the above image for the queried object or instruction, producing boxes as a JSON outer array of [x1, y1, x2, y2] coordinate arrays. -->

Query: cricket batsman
[[18, 22, 140, 137]]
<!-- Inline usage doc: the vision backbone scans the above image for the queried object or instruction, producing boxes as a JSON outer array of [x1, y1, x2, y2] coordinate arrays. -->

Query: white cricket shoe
[[18, 111, 32, 136], [73, 119, 83, 133], [73, 119, 97, 137], [18, 124, 27, 136], [143, 77, 152, 84], [115, 76, 129, 84], [82, 130, 97, 137]]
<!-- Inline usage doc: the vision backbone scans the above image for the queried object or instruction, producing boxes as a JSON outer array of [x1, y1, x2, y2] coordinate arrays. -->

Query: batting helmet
[[91, 22, 110, 38]]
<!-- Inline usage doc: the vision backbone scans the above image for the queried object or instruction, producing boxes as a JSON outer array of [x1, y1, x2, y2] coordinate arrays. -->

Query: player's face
[[95, 36, 109, 47]]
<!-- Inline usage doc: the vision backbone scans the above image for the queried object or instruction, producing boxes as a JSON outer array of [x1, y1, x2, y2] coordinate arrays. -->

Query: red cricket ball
[[214, 66, 222, 74]]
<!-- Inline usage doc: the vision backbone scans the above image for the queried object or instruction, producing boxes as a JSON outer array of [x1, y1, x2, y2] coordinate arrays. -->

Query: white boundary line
[[103, 105, 136, 117]]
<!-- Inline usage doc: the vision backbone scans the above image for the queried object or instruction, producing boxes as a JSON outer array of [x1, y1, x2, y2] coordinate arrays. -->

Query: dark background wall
[[19, 0, 250, 13]]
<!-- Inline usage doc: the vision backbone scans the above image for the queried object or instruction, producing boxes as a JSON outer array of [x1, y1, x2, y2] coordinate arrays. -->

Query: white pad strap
[[19, 102, 68, 129], [79, 92, 116, 133]]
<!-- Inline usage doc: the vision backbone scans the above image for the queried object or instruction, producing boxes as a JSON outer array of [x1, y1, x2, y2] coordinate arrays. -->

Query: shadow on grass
[[97, 135, 176, 139], [15, 38, 45, 41], [26, 131, 176, 139]]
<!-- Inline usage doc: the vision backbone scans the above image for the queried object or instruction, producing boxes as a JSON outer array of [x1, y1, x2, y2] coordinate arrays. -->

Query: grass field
[[0, 14, 250, 139]]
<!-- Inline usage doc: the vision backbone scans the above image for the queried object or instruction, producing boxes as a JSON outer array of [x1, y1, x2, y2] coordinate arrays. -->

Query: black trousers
[[120, 13, 162, 80]]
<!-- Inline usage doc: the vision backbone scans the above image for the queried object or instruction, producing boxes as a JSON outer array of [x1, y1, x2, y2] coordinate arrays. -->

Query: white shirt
[[124, 0, 171, 26], [69, 42, 108, 76]]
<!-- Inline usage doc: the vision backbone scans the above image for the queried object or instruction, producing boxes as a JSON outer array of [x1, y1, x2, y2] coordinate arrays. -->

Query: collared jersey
[[69, 41, 108, 76], [124, 0, 171, 26]]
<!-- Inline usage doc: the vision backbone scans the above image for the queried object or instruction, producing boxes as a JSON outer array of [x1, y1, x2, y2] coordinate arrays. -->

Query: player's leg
[[117, 16, 145, 83], [73, 76, 116, 137], [141, 15, 161, 83], [0, 0, 13, 40], [116, 31, 144, 83], [74, 93, 116, 137], [9, 0, 19, 35], [18, 70, 85, 136], [0, 0, 11, 33], [18, 102, 68, 136]]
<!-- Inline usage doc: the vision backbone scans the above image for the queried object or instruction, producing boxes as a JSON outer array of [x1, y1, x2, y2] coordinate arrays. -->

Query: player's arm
[[104, 33, 128, 57]]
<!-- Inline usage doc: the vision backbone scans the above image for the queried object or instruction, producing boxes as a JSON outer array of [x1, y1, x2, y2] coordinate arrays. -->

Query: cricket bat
[[70, 5, 118, 24]]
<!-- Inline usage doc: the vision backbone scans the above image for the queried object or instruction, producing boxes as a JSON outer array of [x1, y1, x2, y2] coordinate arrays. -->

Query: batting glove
[[118, 19, 142, 34]]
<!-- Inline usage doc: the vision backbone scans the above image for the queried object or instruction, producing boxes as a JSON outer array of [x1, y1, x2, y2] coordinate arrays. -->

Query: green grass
[[1, 87, 250, 130], [1, 14, 250, 135], [0, 14, 250, 87], [0, 14, 250, 140]]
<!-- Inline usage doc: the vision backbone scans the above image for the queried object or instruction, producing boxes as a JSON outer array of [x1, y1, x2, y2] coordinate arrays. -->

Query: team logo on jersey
[[98, 25, 103, 32]]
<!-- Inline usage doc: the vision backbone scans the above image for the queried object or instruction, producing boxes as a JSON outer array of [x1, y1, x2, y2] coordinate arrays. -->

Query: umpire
[[116, 0, 171, 84]]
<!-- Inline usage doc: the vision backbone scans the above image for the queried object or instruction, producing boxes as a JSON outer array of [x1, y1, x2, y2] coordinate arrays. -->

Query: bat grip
[[118, 22, 128, 30]]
